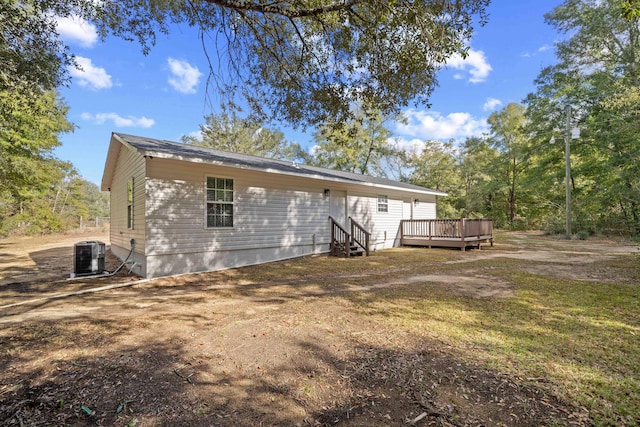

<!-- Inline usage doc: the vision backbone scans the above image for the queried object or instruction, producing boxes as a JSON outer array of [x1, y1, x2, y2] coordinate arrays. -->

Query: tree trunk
[[509, 158, 517, 227]]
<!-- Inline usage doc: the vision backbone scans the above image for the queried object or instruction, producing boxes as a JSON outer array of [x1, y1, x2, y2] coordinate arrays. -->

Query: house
[[101, 133, 446, 278]]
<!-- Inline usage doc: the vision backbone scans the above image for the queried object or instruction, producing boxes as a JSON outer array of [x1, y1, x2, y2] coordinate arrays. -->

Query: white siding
[[412, 196, 437, 219], [109, 146, 146, 275], [143, 158, 333, 277], [348, 191, 437, 250], [107, 148, 440, 278]]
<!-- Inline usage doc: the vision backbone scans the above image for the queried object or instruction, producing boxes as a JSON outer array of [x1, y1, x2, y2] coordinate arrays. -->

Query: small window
[[127, 177, 134, 229], [377, 195, 388, 213], [206, 177, 234, 227]]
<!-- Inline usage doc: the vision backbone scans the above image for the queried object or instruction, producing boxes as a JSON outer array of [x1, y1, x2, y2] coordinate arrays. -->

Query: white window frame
[[377, 194, 388, 213], [205, 176, 234, 228]]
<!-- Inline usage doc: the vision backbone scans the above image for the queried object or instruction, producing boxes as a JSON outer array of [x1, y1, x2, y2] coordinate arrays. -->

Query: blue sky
[[54, 0, 563, 185]]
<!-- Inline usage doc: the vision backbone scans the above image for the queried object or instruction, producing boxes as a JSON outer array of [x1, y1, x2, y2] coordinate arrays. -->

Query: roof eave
[[138, 148, 447, 197], [101, 133, 137, 191]]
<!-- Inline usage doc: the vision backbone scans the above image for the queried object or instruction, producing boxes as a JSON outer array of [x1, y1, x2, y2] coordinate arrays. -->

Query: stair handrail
[[329, 216, 351, 256], [348, 217, 370, 256]]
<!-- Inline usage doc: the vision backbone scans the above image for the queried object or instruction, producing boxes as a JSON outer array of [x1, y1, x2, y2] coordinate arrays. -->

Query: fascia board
[[138, 149, 447, 197]]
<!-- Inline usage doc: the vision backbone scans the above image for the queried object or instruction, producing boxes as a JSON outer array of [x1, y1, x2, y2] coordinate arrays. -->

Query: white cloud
[[522, 44, 554, 58], [446, 48, 492, 83], [70, 56, 112, 90], [81, 112, 155, 128], [483, 97, 503, 112], [185, 130, 203, 141], [167, 58, 202, 94], [55, 16, 98, 48], [389, 137, 427, 154], [395, 109, 489, 143]]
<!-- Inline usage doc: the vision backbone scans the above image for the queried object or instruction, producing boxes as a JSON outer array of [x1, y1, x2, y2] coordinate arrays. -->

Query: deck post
[[330, 216, 335, 248], [399, 218, 493, 250]]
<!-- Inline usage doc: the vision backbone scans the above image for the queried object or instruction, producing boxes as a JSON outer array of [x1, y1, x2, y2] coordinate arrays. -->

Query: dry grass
[[218, 243, 640, 425], [1, 233, 638, 426], [345, 256, 640, 426]]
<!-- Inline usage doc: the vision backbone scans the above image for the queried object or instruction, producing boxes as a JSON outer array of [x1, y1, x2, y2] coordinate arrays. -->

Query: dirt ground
[[0, 231, 637, 426]]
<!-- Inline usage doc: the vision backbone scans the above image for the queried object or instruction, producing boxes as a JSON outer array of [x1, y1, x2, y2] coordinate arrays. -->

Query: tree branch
[[203, 0, 361, 18]]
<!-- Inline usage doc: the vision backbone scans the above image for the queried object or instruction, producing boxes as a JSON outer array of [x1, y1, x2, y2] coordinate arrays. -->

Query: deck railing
[[463, 218, 494, 238], [349, 216, 370, 256], [400, 218, 493, 251]]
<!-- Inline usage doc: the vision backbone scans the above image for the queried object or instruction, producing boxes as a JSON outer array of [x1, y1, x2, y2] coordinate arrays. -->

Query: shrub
[[577, 230, 590, 240]]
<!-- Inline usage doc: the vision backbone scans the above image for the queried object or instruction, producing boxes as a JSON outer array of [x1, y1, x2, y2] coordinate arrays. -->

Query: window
[[206, 177, 234, 227], [377, 195, 388, 213], [127, 177, 134, 229]]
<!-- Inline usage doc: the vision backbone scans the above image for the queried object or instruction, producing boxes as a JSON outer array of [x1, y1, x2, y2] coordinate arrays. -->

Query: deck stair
[[329, 216, 370, 258]]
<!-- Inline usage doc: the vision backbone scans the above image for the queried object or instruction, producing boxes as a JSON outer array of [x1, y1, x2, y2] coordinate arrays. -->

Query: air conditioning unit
[[74, 241, 106, 276]]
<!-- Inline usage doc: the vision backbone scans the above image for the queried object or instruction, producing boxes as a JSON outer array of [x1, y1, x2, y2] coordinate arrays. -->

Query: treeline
[[409, 0, 640, 237], [2, 0, 637, 237], [0, 89, 109, 236], [1, 1, 111, 237], [316, 0, 640, 237], [185, 1, 638, 237]]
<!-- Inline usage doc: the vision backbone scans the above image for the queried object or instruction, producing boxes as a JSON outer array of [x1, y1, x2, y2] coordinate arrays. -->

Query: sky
[[54, 0, 564, 186]]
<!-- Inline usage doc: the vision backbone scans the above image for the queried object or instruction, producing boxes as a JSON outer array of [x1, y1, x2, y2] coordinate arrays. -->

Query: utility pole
[[564, 104, 572, 239]]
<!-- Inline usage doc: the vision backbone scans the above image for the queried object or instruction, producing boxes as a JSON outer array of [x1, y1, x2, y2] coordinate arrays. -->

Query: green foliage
[[0, 90, 72, 191], [405, 104, 532, 227], [622, 0, 640, 19], [523, 0, 640, 236], [0, 0, 95, 97], [182, 109, 305, 161], [4, 0, 490, 128], [594, 85, 640, 234], [0, 88, 108, 236], [0, 89, 72, 235], [458, 137, 501, 220], [485, 103, 530, 229], [577, 230, 590, 240], [408, 140, 463, 217], [311, 109, 400, 176], [92, 0, 489, 127], [1, 170, 110, 236]]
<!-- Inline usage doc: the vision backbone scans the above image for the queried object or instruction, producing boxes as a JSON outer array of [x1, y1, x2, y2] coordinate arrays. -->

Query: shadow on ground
[[0, 313, 586, 426]]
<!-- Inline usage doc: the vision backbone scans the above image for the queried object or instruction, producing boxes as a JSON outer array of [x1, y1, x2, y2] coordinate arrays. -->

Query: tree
[[182, 109, 305, 160], [1, 2, 112, 236], [0, 89, 73, 198], [622, 0, 640, 19], [2, 169, 111, 235], [458, 136, 501, 219], [0, 89, 76, 235], [525, 0, 640, 235], [0, 0, 93, 96], [4, 0, 489, 128], [591, 85, 640, 233], [486, 103, 529, 228], [408, 140, 463, 217], [310, 109, 399, 176]]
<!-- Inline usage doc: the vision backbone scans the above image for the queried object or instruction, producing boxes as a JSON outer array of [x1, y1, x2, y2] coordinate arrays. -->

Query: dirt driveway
[[0, 232, 637, 426]]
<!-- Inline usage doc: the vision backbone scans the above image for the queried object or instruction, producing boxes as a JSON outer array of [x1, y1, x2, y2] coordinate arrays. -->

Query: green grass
[[349, 256, 640, 426], [173, 243, 640, 425]]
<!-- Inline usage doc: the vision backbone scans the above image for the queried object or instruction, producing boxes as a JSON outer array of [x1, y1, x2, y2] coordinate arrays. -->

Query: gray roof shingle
[[112, 132, 446, 196]]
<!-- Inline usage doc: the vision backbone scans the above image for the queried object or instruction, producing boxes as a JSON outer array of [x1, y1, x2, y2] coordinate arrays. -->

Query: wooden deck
[[400, 218, 494, 251]]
